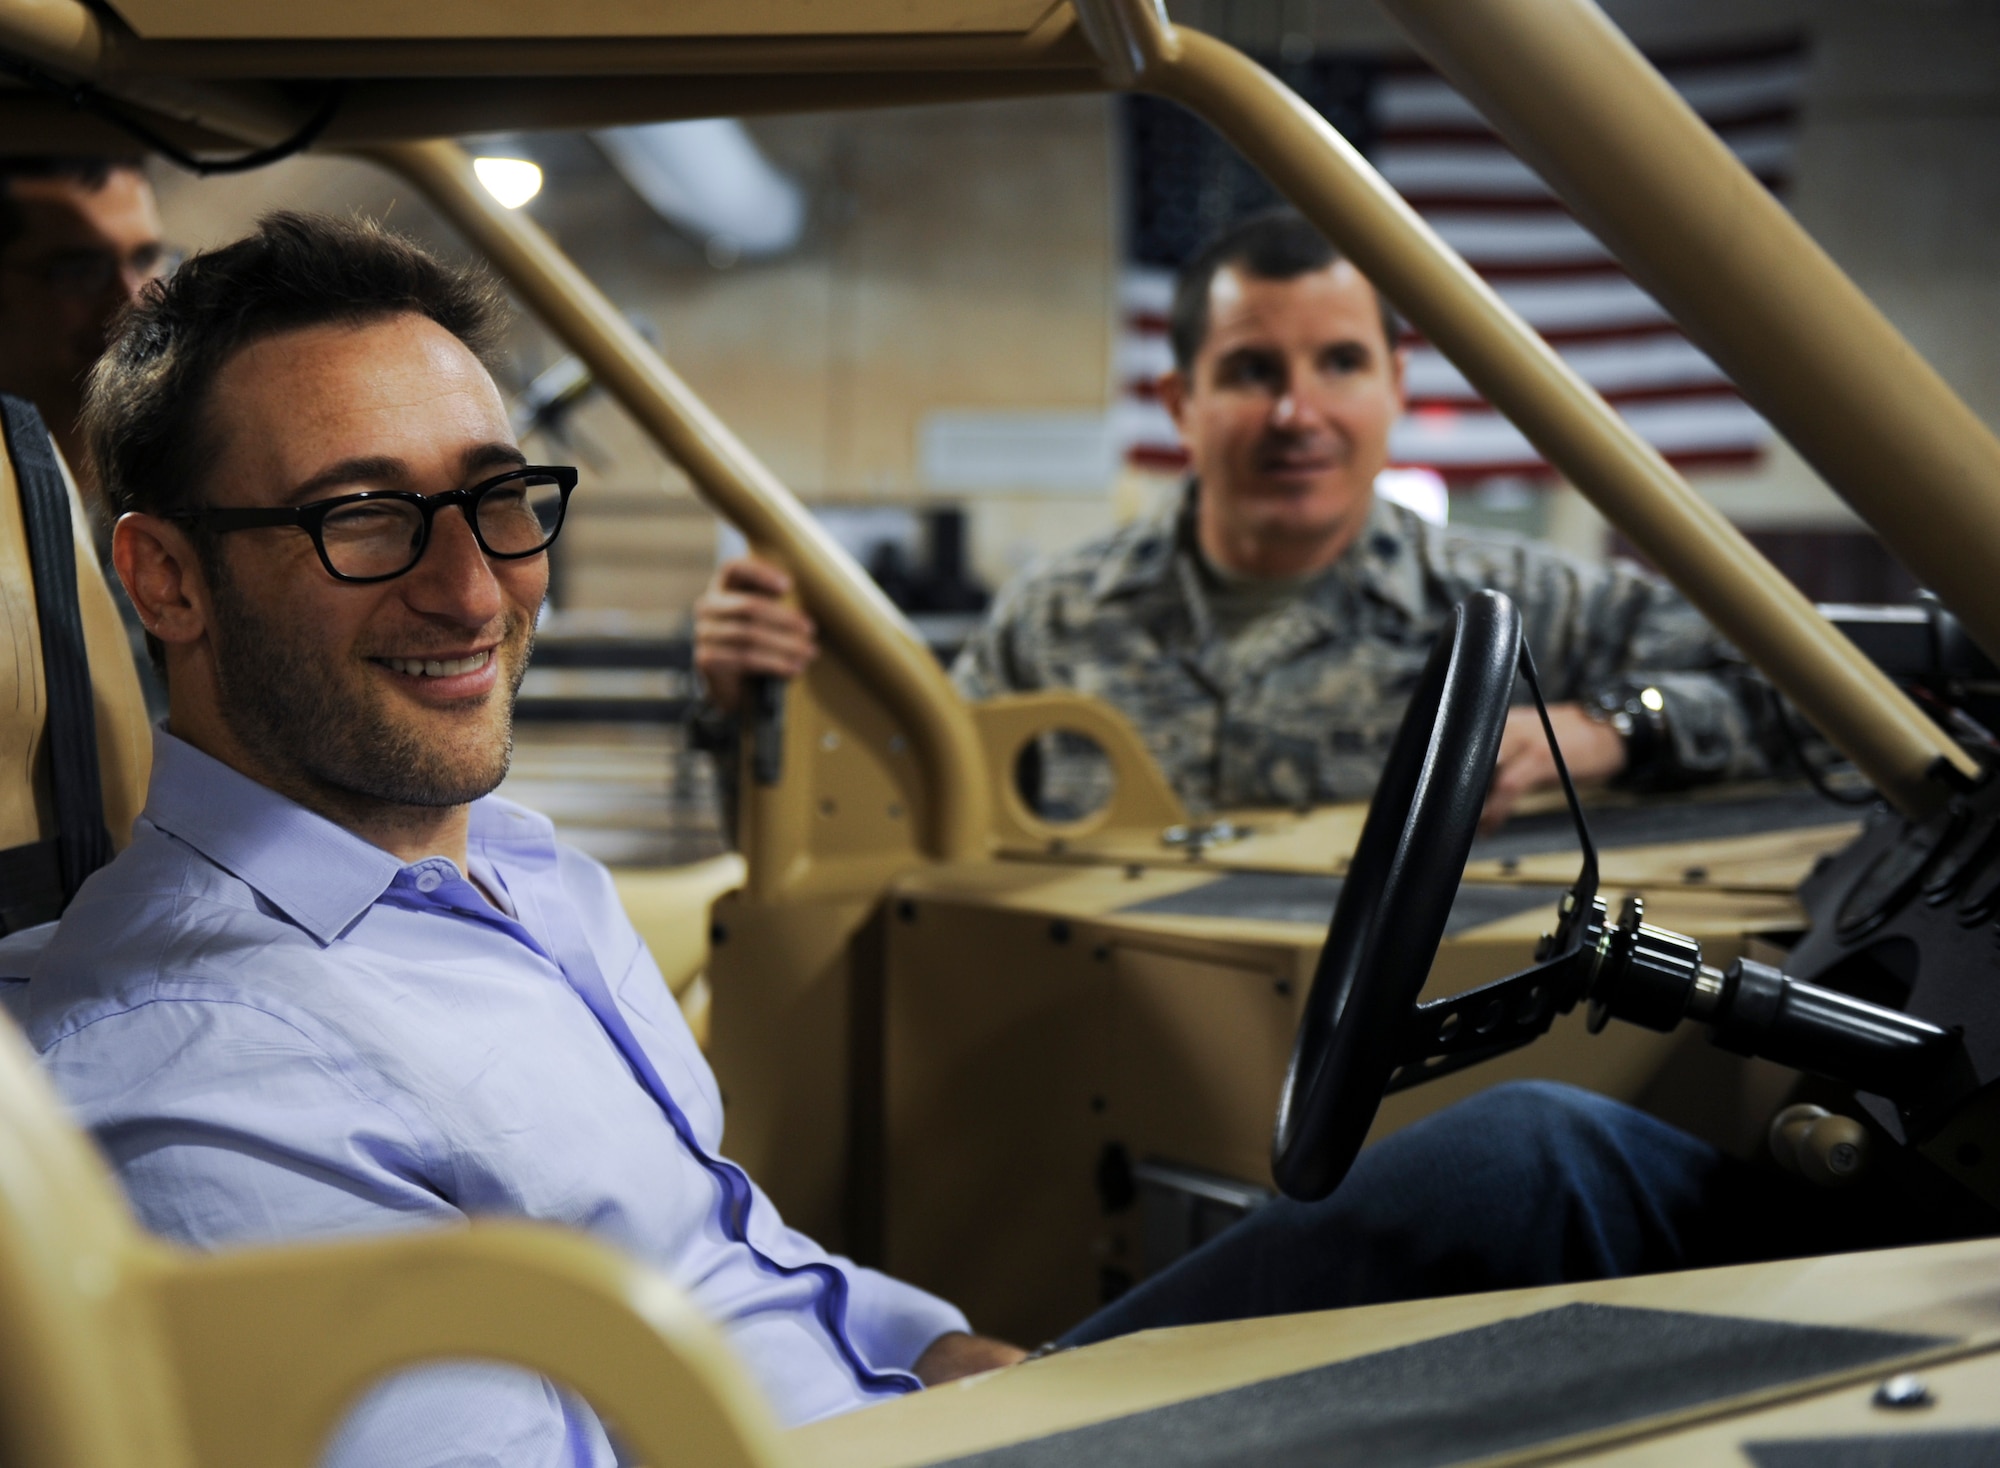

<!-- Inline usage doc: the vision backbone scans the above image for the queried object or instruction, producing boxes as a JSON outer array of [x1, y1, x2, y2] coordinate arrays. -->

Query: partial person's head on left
[[0, 156, 165, 488], [87, 212, 563, 855], [1161, 210, 1406, 582]]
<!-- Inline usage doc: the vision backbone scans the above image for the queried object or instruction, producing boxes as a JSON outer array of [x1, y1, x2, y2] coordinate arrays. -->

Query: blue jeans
[[1060, 1080, 1956, 1348]]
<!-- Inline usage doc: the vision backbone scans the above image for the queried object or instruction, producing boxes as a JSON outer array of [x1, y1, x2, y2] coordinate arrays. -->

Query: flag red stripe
[[1378, 105, 1798, 146], [1375, 35, 1804, 77], [1406, 381, 1740, 409], [1389, 174, 1789, 210], [1116, 40, 1801, 479], [1401, 319, 1691, 347]]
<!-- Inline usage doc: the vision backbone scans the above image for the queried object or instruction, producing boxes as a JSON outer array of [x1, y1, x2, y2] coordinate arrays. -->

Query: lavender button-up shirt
[[5, 729, 966, 1463]]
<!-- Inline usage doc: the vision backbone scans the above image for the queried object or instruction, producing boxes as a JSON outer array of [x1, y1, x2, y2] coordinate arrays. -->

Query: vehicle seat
[[613, 852, 746, 1050], [0, 1001, 788, 1468], [0, 410, 151, 929]]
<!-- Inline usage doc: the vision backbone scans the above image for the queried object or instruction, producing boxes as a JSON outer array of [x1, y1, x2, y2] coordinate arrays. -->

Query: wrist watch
[[1587, 682, 1673, 786]]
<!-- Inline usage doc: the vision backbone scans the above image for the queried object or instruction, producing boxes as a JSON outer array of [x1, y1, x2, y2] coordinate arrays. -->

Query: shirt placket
[[381, 856, 919, 1398]]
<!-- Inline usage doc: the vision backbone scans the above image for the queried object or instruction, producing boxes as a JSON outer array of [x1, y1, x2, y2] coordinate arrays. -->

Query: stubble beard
[[205, 562, 531, 821]]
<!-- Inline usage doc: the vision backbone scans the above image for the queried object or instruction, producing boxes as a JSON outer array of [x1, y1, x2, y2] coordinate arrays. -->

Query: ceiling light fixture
[[473, 156, 543, 209]]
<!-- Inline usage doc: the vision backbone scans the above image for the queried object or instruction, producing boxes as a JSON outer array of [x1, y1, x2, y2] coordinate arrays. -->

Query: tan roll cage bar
[[6, 0, 1995, 828]]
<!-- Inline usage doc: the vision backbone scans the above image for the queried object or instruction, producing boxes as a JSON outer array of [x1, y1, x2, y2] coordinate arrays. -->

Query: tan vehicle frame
[[5, 0, 1999, 1371]]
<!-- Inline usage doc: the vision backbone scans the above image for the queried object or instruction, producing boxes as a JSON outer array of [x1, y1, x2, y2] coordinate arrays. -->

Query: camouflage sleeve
[[1429, 528, 1784, 787], [949, 569, 1048, 701], [1540, 554, 1783, 785], [949, 613, 1010, 701]]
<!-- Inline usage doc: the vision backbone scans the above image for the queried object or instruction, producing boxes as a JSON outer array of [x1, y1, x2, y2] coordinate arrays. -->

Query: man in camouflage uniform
[[949, 489, 1774, 818], [948, 211, 1778, 825], [697, 211, 1780, 827]]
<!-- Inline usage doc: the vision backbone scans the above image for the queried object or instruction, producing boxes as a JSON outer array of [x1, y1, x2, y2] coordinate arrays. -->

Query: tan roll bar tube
[[0, 0, 97, 73], [1070, 0, 1974, 815], [0, 0, 310, 150], [368, 140, 992, 861], [1380, 0, 2000, 674]]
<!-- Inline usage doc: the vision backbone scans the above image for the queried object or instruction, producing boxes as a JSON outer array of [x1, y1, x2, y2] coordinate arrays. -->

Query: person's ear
[[1158, 368, 1192, 435], [113, 512, 212, 651], [1389, 343, 1409, 416]]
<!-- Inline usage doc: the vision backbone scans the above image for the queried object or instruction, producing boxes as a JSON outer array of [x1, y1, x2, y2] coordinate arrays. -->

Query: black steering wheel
[[1272, 590, 1525, 1201]]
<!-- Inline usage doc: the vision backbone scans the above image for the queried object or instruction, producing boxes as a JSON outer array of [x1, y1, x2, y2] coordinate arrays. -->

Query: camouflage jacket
[[950, 489, 1782, 812]]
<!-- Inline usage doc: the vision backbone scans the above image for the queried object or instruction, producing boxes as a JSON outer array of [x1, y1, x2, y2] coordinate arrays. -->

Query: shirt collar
[[141, 727, 556, 945], [1087, 484, 1190, 603], [1098, 483, 1427, 620], [1349, 494, 1429, 623]]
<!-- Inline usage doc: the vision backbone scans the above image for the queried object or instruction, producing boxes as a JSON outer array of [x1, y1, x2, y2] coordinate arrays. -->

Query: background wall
[[151, 0, 2000, 622], [154, 97, 1122, 622]]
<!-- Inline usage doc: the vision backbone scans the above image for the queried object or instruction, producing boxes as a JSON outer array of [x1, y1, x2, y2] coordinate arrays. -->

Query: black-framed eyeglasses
[[174, 465, 578, 584]]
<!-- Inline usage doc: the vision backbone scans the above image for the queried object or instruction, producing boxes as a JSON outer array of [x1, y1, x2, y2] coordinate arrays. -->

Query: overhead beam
[[319, 68, 1101, 142], [91, 24, 1096, 80], [0, 91, 248, 154], [0, 0, 1097, 156], [0, 0, 100, 74], [0, 0, 318, 149]]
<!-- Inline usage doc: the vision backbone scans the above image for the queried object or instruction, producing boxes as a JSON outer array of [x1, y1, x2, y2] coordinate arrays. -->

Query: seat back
[[0, 995, 196, 1464], [0, 1008, 790, 1468], [0, 412, 151, 926], [613, 852, 747, 1049]]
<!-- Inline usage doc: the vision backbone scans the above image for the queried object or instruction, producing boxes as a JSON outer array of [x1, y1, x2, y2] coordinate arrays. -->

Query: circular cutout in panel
[[1013, 728, 1115, 826]]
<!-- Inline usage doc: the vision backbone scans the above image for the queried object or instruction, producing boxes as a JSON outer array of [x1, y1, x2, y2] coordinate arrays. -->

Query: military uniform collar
[[1349, 494, 1430, 623], [1087, 489, 1188, 603], [1087, 481, 1430, 622]]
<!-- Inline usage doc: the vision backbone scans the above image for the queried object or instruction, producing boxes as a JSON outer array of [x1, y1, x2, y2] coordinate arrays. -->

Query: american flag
[[1115, 38, 1807, 486]]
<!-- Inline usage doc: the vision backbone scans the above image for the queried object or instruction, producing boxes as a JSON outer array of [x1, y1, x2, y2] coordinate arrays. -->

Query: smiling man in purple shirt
[[3, 212, 1855, 1466], [14, 212, 1006, 1458]]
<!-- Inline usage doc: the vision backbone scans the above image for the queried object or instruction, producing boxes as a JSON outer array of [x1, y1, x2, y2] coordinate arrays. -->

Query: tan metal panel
[[1576, 1348, 2000, 1465], [107, 0, 1061, 42], [971, 691, 1188, 854], [798, 1238, 2000, 1468], [997, 790, 1856, 898], [707, 892, 881, 1249], [879, 860, 1804, 1343], [610, 852, 746, 1045], [91, 25, 1095, 78]]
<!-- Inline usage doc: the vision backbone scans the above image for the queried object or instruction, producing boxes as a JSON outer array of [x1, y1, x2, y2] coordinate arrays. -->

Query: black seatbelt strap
[[2, 394, 112, 913], [0, 838, 65, 934]]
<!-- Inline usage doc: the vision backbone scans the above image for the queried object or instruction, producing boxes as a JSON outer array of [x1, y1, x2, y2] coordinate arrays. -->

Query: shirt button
[[415, 868, 444, 893]]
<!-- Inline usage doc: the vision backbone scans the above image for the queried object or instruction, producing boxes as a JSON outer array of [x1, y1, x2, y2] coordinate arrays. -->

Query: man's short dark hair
[[84, 210, 508, 527], [1168, 209, 1403, 373], [0, 155, 147, 255]]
